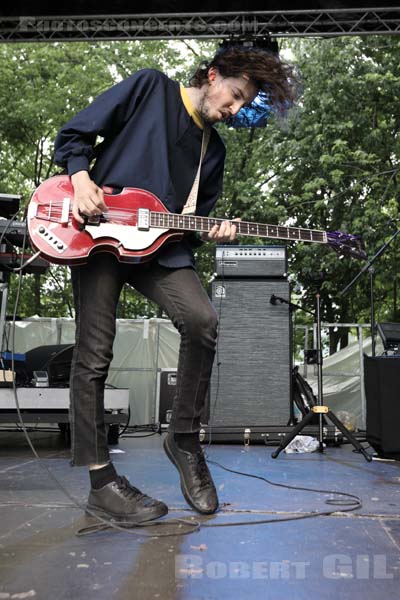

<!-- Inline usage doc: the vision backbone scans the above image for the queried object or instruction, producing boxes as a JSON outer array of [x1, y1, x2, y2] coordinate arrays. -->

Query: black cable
[[75, 516, 201, 537], [0, 210, 21, 246], [198, 242, 363, 528], [207, 457, 361, 509], [117, 404, 131, 437], [119, 422, 161, 438], [76, 455, 362, 536], [120, 433, 159, 439], [6, 232, 364, 538], [3, 216, 206, 538], [206, 245, 227, 446], [46, 269, 74, 318], [9, 260, 199, 537], [0, 211, 21, 353]]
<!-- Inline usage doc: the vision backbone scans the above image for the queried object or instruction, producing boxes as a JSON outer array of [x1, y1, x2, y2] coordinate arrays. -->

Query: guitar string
[[38, 202, 326, 230], [37, 216, 327, 242], [32, 189, 362, 257], [34, 206, 327, 241]]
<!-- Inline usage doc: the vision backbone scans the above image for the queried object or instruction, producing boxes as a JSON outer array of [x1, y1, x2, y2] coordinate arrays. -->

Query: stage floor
[[0, 429, 399, 599]]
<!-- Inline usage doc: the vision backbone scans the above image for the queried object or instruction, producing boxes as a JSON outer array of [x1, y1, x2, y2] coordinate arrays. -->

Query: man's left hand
[[202, 218, 241, 243]]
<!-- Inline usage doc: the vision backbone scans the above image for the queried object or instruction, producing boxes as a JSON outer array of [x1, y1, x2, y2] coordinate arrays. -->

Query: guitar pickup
[[27, 201, 38, 219], [61, 197, 70, 224], [137, 209, 150, 231]]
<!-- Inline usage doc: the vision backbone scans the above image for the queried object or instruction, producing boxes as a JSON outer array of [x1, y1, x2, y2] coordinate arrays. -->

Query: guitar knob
[[57, 243, 64, 250], [38, 226, 45, 234]]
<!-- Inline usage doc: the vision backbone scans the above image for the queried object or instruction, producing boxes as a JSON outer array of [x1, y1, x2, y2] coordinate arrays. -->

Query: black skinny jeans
[[69, 253, 218, 466]]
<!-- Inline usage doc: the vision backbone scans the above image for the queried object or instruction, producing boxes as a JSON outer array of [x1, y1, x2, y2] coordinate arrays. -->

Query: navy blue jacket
[[54, 69, 226, 267]]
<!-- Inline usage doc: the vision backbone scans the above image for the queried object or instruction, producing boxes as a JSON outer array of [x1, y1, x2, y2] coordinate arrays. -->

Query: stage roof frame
[[1, 7, 400, 42]]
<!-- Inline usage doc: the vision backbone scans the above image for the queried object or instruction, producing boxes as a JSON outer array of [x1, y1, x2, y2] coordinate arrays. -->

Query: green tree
[[1, 36, 400, 355], [210, 36, 400, 353], [271, 37, 400, 351], [0, 40, 215, 317]]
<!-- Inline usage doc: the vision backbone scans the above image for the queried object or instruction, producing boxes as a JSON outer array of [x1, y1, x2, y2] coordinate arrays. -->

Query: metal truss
[[1, 8, 400, 42]]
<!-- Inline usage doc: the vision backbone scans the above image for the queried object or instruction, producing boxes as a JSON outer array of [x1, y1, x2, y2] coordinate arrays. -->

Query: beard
[[198, 89, 219, 125]]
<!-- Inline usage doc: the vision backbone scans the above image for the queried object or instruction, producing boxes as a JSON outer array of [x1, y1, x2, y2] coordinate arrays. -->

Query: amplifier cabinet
[[208, 278, 291, 427], [364, 355, 400, 459], [156, 368, 177, 428], [156, 368, 208, 429], [215, 245, 287, 278]]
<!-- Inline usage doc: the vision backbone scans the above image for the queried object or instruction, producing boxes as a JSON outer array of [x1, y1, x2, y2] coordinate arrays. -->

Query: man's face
[[198, 68, 258, 125]]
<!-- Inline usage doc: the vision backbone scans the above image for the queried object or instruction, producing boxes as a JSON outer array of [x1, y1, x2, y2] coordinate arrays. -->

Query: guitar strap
[[181, 126, 211, 215]]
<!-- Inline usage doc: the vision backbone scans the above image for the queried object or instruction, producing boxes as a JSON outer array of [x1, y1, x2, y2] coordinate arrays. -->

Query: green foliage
[[215, 36, 400, 352], [1, 36, 400, 352], [0, 39, 215, 317]]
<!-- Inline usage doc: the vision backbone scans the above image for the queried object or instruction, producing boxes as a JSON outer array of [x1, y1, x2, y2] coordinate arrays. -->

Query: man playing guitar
[[52, 42, 296, 523]]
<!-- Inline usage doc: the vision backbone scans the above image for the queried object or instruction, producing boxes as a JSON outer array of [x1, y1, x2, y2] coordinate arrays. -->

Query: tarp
[[304, 336, 383, 430], [4, 317, 180, 425], [5, 317, 376, 429]]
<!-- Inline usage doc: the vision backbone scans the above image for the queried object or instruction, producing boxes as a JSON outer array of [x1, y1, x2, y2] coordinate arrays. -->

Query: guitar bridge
[[137, 209, 150, 231]]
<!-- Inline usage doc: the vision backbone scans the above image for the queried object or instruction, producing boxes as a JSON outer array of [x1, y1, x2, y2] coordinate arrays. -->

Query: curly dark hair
[[190, 45, 298, 114]]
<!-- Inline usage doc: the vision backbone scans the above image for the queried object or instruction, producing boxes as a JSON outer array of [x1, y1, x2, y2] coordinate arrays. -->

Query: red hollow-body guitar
[[27, 175, 365, 265]]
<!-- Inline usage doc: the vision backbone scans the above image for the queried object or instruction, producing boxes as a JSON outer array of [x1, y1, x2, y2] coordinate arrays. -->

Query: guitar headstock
[[327, 231, 367, 260]]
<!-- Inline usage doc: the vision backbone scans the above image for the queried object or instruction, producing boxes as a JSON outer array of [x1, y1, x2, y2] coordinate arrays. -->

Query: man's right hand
[[70, 170, 108, 224]]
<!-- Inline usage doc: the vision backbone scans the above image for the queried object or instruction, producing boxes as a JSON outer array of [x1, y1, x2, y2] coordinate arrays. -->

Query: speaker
[[208, 278, 291, 427], [24, 344, 74, 386], [364, 355, 400, 459], [156, 369, 177, 427], [376, 322, 400, 352]]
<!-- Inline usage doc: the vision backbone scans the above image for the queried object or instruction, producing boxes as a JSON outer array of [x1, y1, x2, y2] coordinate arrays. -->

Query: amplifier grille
[[208, 279, 291, 426]]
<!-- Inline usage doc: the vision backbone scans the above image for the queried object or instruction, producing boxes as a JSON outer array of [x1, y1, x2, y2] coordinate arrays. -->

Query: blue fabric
[[54, 69, 226, 268], [225, 91, 272, 128]]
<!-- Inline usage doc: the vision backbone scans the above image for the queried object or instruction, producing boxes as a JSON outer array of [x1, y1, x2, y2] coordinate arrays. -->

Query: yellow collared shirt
[[180, 85, 204, 130]]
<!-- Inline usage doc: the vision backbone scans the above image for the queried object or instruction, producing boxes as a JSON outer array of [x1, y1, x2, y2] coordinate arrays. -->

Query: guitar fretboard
[[150, 212, 327, 244]]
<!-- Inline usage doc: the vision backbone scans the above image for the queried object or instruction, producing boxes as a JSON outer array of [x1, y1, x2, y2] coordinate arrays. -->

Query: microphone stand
[[340, 227, 400, 357], [269, 294, 314, 427], [270, 294, 314, 317], [271, 291, 372, 462], [270, 293, 313, 426]]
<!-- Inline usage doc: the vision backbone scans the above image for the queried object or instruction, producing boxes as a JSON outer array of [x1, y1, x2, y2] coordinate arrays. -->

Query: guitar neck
[[150, 212, 327, 244]]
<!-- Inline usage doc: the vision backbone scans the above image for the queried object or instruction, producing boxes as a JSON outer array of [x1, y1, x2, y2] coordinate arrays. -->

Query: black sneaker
[[86, 475, 168, 523], [164, 432, 219, 514]]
